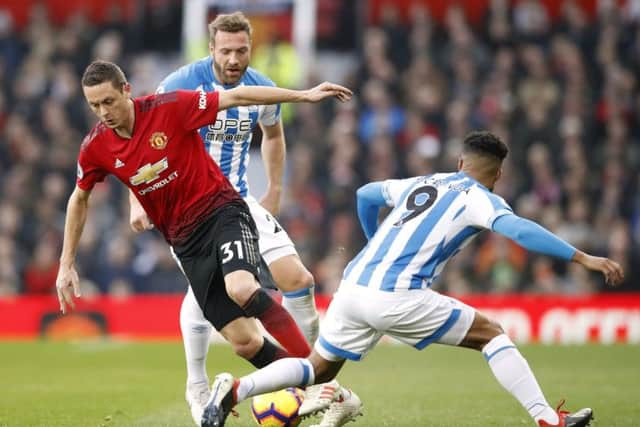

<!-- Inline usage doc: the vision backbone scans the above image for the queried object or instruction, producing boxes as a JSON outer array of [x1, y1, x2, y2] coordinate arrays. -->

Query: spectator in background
[[0, 235, 20, 296], [252, 29, 302, 124], [23, 237, 59, 295], [96, 234, 137, 294], [358, 79, 405, 144], [474, 234, 528, 293]]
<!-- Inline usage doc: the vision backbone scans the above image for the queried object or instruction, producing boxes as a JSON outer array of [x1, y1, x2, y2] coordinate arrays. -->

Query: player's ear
[[208, 41, 214, 54], [457, 157, 463, 171], [122, 82, 131, 94], [495, 166, 503, 181]]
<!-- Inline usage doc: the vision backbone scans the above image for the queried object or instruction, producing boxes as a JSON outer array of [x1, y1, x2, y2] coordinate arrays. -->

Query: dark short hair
[[81, 60, 127, 90], [208, 11, 253, 42], [462, 131, 508, 160]]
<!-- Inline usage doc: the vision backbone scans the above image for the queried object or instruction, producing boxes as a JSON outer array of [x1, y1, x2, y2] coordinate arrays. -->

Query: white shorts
[[314, 283, 476, 362], [245, 196, 297, 265]]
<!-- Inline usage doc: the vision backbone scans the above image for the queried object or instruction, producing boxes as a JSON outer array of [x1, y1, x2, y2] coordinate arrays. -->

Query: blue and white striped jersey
[[157, 56, 281, 197], [343, 172, 513, 292]]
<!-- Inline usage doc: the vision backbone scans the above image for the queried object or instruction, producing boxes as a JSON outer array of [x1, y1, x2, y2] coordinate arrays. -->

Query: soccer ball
[[251, 387, 305, 427]]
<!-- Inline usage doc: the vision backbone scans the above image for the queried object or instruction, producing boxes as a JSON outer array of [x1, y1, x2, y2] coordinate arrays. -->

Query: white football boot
[[185, 381, 211, 426], [311, 388, 363, 427], [299, 379, 341, 417]]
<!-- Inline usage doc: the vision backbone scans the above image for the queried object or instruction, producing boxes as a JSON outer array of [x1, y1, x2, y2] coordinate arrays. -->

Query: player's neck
[[114, 99, 136, 139], [461, 168, 494, 191]]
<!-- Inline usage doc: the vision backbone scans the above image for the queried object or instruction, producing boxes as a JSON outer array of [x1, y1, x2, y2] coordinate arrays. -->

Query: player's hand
[[574, 251, 624, 286], [304, 82, 353, 103], [56, 264, 81, 314], [130, 197, 154, 233], [260, 190, 281, 216]]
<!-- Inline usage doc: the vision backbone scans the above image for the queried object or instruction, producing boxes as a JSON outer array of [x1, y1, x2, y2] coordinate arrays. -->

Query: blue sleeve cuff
[[492, 214, 577, 261]]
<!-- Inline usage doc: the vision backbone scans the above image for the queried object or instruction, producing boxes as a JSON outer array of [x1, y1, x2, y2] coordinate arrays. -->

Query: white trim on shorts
[[244, 195, 298, 265]]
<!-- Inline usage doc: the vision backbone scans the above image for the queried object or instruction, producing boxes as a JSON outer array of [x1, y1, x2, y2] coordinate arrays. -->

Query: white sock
[[483, 334, 559, 425], [180, 287, 211, 385], [282, 286, 320, 345], [236, 358, 315, 403]]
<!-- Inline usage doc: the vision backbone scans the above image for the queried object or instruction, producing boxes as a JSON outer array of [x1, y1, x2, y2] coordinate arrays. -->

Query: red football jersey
[[76, 90, 241, 245]]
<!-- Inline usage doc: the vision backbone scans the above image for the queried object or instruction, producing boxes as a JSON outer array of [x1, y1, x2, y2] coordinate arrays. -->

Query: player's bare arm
[[218, 82, 353, 111], [259, 120, 285, 215], [128, 189, 154, 232], [56, 186, 91, 314], [571, 250, 624, 286]]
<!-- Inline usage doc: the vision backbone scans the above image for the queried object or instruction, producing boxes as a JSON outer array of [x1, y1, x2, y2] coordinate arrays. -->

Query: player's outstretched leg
[[203, 358, 316, 426], [538, 400, 593, 427], [201, 373, 238, 427], [461, 310, 588, 427], [181, 288, 213, 425], [481, 333, 592, 426], [310, 388, 363, 427]]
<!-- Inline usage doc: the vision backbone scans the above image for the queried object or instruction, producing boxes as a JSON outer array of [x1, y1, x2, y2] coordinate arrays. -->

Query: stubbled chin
[[224, 72, 241, 84]]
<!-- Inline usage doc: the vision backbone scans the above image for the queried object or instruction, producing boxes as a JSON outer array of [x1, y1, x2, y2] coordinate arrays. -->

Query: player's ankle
[[536, 412, 560, 426]]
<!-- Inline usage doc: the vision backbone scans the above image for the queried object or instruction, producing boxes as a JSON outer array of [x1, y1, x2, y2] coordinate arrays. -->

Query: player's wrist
[[571, 250, 587, 264], [59, 257, 75, 268], [266, 184, 283, 196], [299, 89, 311, 102]]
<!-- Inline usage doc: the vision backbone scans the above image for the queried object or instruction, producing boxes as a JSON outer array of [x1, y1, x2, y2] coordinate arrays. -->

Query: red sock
[[243, 289, 311, 357]]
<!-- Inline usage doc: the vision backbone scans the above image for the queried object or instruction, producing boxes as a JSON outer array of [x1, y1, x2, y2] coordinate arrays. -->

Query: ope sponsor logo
[[198, 91, 207, 110], [210, 118, 252, 132], [204, 119, 254, 142]]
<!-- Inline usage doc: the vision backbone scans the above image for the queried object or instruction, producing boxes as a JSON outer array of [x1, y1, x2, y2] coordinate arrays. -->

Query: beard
[[213, 60, 248, 84]]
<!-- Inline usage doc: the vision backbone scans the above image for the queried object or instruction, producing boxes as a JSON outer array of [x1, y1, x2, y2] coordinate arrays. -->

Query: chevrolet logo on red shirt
[[129, 158, 169, 185]]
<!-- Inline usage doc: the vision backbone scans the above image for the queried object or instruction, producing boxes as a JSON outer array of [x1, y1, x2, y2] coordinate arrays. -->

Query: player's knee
[[297, 268, 315, 290], [461, 314, 505, 351], [476, 318, 505, 348], [226, 280, 259, 306], [487, 318, 505, 337], [281, 268, 314, 292], [230, 334, 263, 360], [180, 292, 206, 324]]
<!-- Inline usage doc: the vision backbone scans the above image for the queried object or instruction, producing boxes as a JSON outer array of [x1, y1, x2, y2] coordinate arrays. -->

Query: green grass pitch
[[0, 341, 638, 426]]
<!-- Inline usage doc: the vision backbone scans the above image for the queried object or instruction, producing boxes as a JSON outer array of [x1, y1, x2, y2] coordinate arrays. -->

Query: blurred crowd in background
[[1, 0, 639, 298]]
